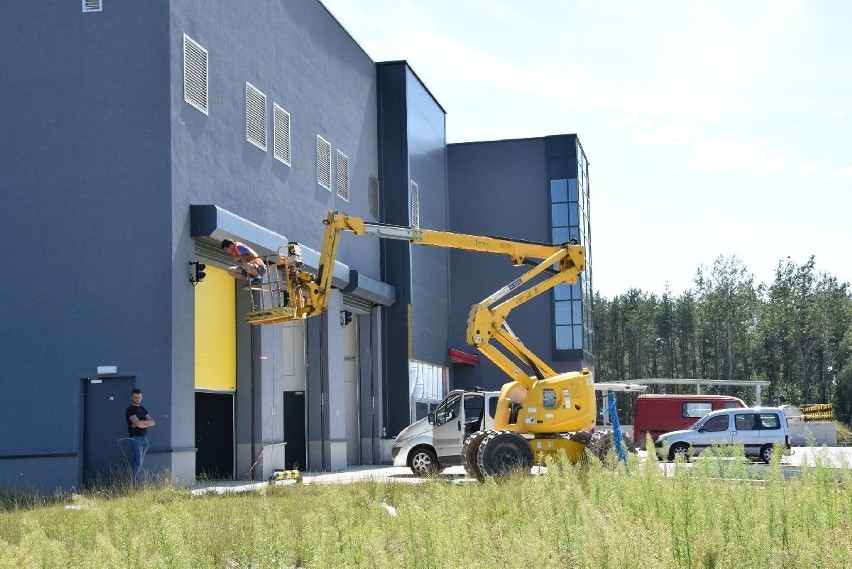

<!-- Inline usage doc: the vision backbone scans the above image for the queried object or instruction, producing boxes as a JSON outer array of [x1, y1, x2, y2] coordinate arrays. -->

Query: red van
[[633, 394, 746, 448]]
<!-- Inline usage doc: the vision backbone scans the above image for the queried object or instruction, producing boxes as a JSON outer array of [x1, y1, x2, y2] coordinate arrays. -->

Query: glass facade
[[550, 139, 594, 367]]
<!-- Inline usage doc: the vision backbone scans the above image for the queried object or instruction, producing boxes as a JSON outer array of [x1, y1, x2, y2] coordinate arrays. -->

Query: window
[[410, 180, 420, 228], [273, 104, 291, 165], [245, 83, 267, 151], [434, 393, 461, 426], [683, 402, 713, 418], [82, 0, 102, 12], [368, 176, 380, 219], [336, 150, 349, 201], [316, 136, 331, 190], [183, 35, 208, 114], [735, 413, 759, 431], [702, 415, 729, 432], [758, 413, 781, 430]]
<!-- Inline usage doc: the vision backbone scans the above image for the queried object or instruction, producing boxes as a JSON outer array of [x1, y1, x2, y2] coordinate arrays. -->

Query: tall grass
[[2, 453, 851, 568]]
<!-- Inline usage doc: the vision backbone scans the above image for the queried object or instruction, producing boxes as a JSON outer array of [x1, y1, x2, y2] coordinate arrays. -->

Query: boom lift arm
[[248, 210, 632, 476], [250, 211, 585, 390]]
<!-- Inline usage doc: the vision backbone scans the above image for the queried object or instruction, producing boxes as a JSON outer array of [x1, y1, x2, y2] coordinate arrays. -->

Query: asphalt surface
[[189, 446, 852, 495]]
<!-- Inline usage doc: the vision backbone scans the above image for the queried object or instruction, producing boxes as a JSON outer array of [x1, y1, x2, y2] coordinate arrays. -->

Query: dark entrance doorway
[[83, 376, 136, 486], [195, 392, 234, 479], [283, 391, 306, 470]]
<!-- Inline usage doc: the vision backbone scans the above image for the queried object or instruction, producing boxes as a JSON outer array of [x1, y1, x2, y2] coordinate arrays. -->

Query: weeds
[[1, 458, 852, 568]]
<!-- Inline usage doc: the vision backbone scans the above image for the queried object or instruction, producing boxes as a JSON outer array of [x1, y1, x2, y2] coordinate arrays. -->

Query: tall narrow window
[[183, 35, 208, 114], [336, 150, 349, 201], [245, 83, 267, 151], [368, 176, 380, 219], [82, 0, 102, 12], [273, 104, 291, 166], [316, 136, 331, 190], [410, 180, 420, 228]]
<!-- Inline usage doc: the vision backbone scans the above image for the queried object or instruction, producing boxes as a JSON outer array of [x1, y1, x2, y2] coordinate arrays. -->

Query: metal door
[[432, 391, 465, 462], [283, 391, 306, 470], [83, 376, 135, 486]]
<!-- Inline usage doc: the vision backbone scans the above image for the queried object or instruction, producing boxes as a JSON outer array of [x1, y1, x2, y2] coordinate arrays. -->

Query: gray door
[[432, 391, 465, 462], [83, 376, 135, 486]]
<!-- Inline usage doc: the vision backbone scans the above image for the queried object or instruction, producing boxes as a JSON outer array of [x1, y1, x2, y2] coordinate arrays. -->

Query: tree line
[[594, 255, 852, 425]]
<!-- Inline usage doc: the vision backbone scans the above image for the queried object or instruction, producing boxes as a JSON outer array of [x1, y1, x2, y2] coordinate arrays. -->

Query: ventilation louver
[[245, 83, 267, 151], [336, 150, 349, 201], [183, 35, 208, 114], [273, 104, 291, 166], [368, 177, 380, 219], [410, 181, 420, 228], [317, 136, 331, 190]]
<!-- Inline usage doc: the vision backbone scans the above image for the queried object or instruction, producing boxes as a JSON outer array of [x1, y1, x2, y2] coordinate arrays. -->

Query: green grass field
[[2, 450, 851, 568]]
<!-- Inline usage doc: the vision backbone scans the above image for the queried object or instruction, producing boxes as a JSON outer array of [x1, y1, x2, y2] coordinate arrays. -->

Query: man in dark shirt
[[125, 388, 155, 484]]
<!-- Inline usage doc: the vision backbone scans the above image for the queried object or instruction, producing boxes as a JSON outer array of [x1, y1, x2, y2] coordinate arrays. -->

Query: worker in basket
[[221, 239, 267, 284]]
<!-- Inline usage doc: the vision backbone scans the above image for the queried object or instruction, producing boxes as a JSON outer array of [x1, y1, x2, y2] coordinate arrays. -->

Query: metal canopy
[[620, 378, 771, 405]]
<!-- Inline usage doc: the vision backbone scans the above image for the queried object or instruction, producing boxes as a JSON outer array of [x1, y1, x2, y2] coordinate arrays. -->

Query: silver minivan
[[654, 407, 791, 463], [391, 389, 499, 475]]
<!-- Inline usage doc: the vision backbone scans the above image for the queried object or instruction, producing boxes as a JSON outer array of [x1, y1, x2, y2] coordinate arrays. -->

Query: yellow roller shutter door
[[195, 266, 236, 391]]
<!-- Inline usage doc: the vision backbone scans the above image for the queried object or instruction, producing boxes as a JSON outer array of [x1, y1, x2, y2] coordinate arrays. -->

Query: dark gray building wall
[[170, 0, 380, 270], [171, 0, 383, 474], [1, 0, 388, 491], [0, 2, 173, 490], [447, 138, 561, 391], [377, 63, 449, 436]]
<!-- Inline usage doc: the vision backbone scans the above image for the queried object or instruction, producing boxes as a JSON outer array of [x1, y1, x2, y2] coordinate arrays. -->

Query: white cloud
[[824, 166, 852, 179], [686, 137, 791, 174], [795, 162, 818, 175]]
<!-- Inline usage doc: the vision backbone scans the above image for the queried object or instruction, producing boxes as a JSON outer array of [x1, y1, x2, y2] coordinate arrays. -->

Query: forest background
[[594, 254, 852, 424]]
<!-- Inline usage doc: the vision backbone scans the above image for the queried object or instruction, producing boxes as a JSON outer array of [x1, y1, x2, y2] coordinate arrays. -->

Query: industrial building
[[0, 0, 594, 493]]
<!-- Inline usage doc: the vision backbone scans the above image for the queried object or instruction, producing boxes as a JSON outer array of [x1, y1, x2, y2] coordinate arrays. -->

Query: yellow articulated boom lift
[[246, 211, 641, 478]]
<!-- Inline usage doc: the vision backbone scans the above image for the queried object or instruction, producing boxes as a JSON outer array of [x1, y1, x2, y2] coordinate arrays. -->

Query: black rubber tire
[[668, 442, 690, 462], [587, 431, 635, 462], [476, 431, 533, 478], [409, 447, 441, 476], [759, 444, 774, 464], [462, 431, 490, 481]]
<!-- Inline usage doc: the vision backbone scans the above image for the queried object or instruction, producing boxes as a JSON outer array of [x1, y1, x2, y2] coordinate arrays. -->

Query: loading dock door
[[83, 376, 135, 486], [194, 266, 237, 479]]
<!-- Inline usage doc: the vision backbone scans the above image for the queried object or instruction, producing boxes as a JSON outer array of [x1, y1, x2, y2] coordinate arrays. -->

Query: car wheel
[[409, 447, 441, 476], [668, 442, 690, 462], [759, 444, 773, 464]]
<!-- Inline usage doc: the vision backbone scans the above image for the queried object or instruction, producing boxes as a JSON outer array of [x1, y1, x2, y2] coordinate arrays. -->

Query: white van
[[391, 389, 499, 475], [654, 407, 791, 463]]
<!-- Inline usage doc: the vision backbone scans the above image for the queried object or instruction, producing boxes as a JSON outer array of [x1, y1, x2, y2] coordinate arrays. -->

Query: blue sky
[[321, 0, 852, 298]]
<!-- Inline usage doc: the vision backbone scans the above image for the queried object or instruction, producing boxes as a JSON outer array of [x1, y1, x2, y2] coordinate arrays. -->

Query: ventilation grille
[[368, 176, 380, 219], [273, 104, 291, 166], [245, 83, 267, 151], [410, 180, 420, 228], [317, 136, 331, 190], [336, 150, 349, 201], [183, 35, 208, 114], [82, 0, 102, 12]]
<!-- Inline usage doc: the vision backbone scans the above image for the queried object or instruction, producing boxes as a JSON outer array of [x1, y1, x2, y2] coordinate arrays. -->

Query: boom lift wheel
[[475, 430, 534, 478], [462, 431, 491, 481]]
